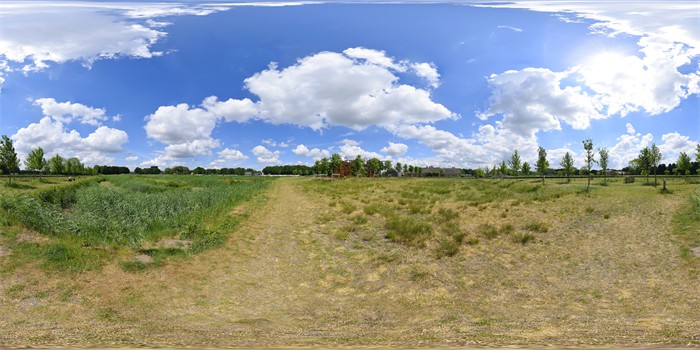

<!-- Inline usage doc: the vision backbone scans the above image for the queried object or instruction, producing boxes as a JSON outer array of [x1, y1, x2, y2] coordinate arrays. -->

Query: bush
[[624, 176, 635, 184], [435, 236, 460, 258], [511, 232, 536, 244]]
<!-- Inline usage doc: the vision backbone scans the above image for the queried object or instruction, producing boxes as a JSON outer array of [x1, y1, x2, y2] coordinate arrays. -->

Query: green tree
[[0, 135, 21, 184], [560, 152, 575, 183], [403, 164, 408, 174], [598, 148, 609, 184], [696, 143, 700, 164], [536, 146, 549, 185], [319, 157, 330, 176], [352, 155, 364, 177], [635, 147, 652, 182], [508, 149, 521, 176], [521, 162, 531, 176], [65, 157, 84, 175], [498, 160, 508, 176], [330, 153, 343, 174], [649, 143, 662, 187], [367, 158, 382, 177], [395, 162, 402, 174], [49, 154, 65, 174], [383, 160, 392, 176], [582, 138, 596, 192], [677, 152, 691, 181], [24, 147, 47, 175]]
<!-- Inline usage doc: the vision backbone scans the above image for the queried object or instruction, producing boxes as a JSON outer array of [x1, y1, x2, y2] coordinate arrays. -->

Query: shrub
[[478, 223, 499, 239], [435, 236, 460, 258], [624, 176, 635, 184]]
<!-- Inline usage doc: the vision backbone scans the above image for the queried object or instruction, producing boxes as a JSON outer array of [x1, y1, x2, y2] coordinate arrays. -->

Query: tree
[[508, 149, 521, 176], [498, 160, 508, 176], [367, 158, 382, 177], [649, 143, 662, 187], [536, 146, 549, 185], [330, 153, 343, 174], [598, 148, 609, 184], [24, 147, 47, 175], [395, 162, 402, 175], [582, 138, 596, 192], [64, 157, 84, 175], [383, 160, 392, 176], [696, 143, 700, 164], [521, 162, 531, 175], [560, 152, 575, 183], [352, 155, 364, 177], [0, 135, 21, 184], [635, 147, 652, 182], [403, 164, 408, 174], [49, 154, 65, 174], [677, 152, 691, 181]]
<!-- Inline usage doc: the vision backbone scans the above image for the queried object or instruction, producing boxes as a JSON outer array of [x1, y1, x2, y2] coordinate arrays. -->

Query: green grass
[[0, 175, 272, 272]]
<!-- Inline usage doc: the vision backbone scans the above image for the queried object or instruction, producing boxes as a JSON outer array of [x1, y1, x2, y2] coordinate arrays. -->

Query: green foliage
[[511, 232, 535, 244], [624, 176, 635, 184], [478, 223, 499, 239], [599, 148, 609, 182], [677, 152, 691, 181], [24, 147, 47, 173], [435, 236, 460, 258], [49, 154, 65, 174], [536, 146, 549, 183], [524, 221, 549, 232], [521, 162, 531, 176], [560, 152, 575, 182], [508, 149, 521, 176], [0, 135, 20, 180], [582, 138, 596, 191]]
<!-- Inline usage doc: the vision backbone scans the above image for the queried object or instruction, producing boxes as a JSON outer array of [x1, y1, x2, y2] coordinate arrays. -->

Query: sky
[[0, 0, 698, 170]]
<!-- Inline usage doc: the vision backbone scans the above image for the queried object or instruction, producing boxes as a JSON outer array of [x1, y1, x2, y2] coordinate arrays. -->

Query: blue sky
[[1, 1, 698, 170]]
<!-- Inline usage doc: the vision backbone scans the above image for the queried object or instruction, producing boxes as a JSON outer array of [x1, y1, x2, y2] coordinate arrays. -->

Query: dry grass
[[0, 176, 699, 347]]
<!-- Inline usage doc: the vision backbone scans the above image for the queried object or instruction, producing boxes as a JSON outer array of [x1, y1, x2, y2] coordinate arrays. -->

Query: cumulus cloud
[[125, 155, 139, 161], [607, 123, 654, 169], [658, 132, 698, 163], [338, 139, 383, 160], [292, 144, 330, 160], [410, 62, 441, 88], [252, 145, 281, 164], [381, 142, 409, 157], [244, 49, 454, 130], [33, 98, 109, 126], [480, 68, 604, 137], [477, 1, 700, 136], [261, 139, 290, 148], [12, 117, 128, 166], [219, 148, 249, 161]]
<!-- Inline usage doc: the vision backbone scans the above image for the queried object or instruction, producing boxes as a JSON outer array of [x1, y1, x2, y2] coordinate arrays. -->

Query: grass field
[[0, 175, 698, 347]]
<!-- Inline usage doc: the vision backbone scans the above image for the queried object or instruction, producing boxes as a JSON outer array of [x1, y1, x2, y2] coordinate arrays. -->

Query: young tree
[[49, 154, 65, 174], [582, 138, 596, 192], [403, 164, 408, 174], [0, 135, 21, 184], [650, 143, 662, 187], [498, 160, 508, 176], [635, 147, 652, 182], [677, 152, 691, 181], [598, 148, 609, 184], [696, 143, 700, 164], [560, 152, 575, 183], [508, 149, 521, 176], [536, 146, 549, 185], [521, 162, 531, 175], [395, 162, 402, 174], [24, 147, 47, 175]]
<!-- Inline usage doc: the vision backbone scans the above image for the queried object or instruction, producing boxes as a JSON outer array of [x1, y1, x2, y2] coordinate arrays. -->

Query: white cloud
[[497, 25, 523, 32], [479, 68, 604, 137], [338, 139, 383, 160], [218, 148, 248, 161], [477, 1, 700, 127], [11, 117, 128, 166], [261, 139, 290, 148], [252, 145, 281, 164], [381, 142, 408, 157], [244, 49, 454, 130], [125, 155, 139, 161], [659, 132, 698, 163], [143, 103, 220, 159], [608, 123, 654, 169], [411, 62, 440, 88], [33, 98, 109, 126], [343, 47, 406, 72], [292, 144, 330, 160], [625, 123, 635, 134], [200, 96, 257, 122]]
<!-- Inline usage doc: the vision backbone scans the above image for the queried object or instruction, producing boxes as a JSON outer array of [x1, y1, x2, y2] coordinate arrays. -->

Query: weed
[[436, 236, 460, 258], [511, 232, 535, 244], [350, 213, 368, 224], [524, 221, 549, 233], [437, 208, 459, 222], [385, 215, 432, 245], [96, 307, 118, 322], [478, 223, 499, 239], [499, 224, 515, 235], [465, 236, 480, 245], [339, 201, 357, 214]]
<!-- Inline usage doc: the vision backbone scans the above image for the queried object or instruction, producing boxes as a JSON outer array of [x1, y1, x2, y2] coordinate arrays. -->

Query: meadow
[[0, 175, 698, 346]]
